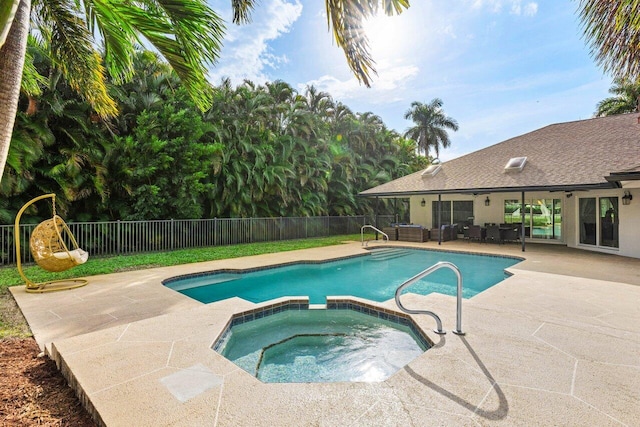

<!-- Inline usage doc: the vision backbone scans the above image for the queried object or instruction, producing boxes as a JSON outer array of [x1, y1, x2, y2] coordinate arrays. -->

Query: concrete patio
[[10, 240, 640, 426]]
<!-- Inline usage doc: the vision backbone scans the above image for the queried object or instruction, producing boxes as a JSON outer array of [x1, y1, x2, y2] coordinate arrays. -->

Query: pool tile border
[[212, 298, 310, 352], [212, 297, 433, 355], [162, 254, 365, 288], [326, 298, 433, 350], [163, 247, 523, 291]]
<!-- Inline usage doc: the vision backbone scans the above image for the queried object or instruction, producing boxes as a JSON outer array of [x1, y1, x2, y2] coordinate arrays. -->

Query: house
[[360, 113, 640, 258]]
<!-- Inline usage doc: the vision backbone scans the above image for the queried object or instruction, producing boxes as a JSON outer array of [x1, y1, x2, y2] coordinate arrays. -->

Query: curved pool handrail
[[361, 225, 389, 246], [394, 261, 465, 336]]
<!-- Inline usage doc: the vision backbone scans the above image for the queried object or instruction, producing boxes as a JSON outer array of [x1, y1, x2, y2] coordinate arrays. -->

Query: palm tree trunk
[[0, 0, 29, 185]]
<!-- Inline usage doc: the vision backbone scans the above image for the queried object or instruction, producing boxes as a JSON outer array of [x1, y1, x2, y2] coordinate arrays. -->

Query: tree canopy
[[403, 99, 458, 159], [0, 0, 412, 186], [1, 51, 428, 223], [579, 0, 640, 80], [595, 77, 640, 117]]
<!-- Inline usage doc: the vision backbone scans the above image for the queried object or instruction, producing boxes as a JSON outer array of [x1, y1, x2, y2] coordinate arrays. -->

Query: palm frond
[[82, 0, 138, 85], [98, 0, 225, 111], [20, 35, 47, 96], [34, 0, 118, 117], [579, 0, 640, 79], [324, 0, 409, 87], [231, 0, 258, 24]]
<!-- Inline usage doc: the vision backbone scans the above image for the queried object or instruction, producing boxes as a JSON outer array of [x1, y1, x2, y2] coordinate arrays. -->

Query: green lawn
[[0, 234, 364, 338]]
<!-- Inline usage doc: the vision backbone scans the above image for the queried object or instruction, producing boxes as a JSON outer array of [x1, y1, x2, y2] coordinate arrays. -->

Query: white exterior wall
[[408, 188, 640, 258], [620, 188, 640, 258], [409, 194, 494, 229]]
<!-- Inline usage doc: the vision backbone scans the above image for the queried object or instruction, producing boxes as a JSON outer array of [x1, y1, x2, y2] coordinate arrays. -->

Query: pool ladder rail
[[361, 225, 389, 247], [394, 261, 465, 336]]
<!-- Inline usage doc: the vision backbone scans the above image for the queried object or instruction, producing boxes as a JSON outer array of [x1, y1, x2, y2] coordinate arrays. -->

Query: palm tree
[[0, 0, 411, 186], [0, 0, 226, 187], [403, 99, 459, 158], [595, 78, 640, 117], [579, 0, 640, 80]]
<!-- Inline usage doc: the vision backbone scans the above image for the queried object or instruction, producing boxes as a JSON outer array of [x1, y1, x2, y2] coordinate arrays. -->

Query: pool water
[[218, 309, 428, 383], [166, 248, 520, 304]]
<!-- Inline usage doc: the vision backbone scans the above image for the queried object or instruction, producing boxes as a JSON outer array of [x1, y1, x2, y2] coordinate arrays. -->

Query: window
[[432, 201, 452, 228], [504, 198, 562, 240], [432, 200, 474, 233], [453, 201, 474, 232]]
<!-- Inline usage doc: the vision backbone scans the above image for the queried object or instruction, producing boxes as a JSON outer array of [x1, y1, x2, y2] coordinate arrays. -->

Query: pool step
[[166, 273, 241, 291], [369, 248, 411, 261]]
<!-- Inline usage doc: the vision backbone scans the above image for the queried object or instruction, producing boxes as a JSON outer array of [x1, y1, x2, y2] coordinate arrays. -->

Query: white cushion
[[52, 248, 89, 264]]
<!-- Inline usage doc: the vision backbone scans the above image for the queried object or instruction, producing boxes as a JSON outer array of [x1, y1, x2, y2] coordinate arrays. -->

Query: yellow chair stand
[[14, 193, 89, 293]]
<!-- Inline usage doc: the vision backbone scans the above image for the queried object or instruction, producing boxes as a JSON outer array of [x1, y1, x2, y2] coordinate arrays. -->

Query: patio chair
[[501, 227, 519, 243], [485, 225, 501, 243], [430, 224, 451, 242], [14, 194, 89, 292], [468, 225, 484, 242], [449, 224, 459, 240]]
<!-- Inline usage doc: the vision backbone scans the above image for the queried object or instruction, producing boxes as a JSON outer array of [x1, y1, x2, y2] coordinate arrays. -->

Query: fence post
[[170, 219, 175, 251], [117, 220, 121, 254]]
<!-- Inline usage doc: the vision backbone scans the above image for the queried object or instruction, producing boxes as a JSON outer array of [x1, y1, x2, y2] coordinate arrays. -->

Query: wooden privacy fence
[[0, 215, 396, 267]]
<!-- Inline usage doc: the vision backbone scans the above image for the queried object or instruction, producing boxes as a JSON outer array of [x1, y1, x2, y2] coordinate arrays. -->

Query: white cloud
[[440, 24, 458, 40], [208, 0, 303, 85], [472, 0, 503, 13], [523, 3, 538, 16], [301, 61, 420, 103], [469, 0, 538, 16], [511, 1, 538, 16]]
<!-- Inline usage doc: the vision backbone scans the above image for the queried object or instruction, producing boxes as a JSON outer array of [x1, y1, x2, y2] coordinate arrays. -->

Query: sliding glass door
[[579, 198, 597, 245], [579, 197, 619, 248]]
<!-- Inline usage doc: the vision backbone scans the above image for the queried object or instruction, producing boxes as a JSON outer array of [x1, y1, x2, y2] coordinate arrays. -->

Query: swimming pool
[[163, 248, 521, 304], [216, 306, 429, 383], [164, 248, 520, 305]]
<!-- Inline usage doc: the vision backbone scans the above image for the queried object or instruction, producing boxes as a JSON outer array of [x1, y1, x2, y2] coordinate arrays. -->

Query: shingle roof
[[360, 113, 640, 196]]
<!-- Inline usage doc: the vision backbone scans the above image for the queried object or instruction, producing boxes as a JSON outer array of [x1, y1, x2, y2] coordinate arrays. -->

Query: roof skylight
[[421, 164, 441, 177], [504, 157, 527, 172]]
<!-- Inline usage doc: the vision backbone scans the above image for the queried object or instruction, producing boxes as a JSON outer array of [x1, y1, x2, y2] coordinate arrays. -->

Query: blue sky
[[206, 0, 613, 161]]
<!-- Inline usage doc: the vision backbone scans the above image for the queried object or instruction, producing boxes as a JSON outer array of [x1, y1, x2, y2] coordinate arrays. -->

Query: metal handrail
[[394, 261, 465, 335], [361, 225, 389, 246]]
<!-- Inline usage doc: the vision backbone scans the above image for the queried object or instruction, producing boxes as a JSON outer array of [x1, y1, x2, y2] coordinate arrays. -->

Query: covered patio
[[361, 113, 640, 259]]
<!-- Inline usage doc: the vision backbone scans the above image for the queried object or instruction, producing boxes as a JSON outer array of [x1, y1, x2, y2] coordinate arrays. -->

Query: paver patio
[[10, 241, 640, 426]]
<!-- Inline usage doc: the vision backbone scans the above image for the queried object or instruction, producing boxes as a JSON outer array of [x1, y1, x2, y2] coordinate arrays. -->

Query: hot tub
[[212, 299, 432, 383]]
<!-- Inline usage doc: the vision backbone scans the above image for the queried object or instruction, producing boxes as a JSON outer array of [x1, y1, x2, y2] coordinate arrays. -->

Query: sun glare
[[362, 13, 406, 58]]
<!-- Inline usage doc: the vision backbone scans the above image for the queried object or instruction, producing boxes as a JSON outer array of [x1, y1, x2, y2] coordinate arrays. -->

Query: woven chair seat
[[29, 215, 87, 272]]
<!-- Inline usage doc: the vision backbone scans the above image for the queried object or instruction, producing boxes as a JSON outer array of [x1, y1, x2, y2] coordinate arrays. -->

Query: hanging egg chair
[[14, 194, 89, 293]]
